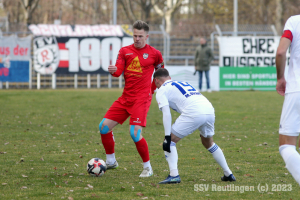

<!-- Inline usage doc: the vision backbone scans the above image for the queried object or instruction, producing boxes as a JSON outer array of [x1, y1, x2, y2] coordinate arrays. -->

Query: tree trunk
[[275, 0, 283, 34], [152, 0, 183, 33], [19, 0, 40, 26], [119, 0, 137, 24], [165, 13, 172, 33]]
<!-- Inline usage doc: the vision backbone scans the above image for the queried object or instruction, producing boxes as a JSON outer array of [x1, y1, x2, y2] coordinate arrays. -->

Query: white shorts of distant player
[[279, 92, 300, 136], [171, 114, 215, 138]]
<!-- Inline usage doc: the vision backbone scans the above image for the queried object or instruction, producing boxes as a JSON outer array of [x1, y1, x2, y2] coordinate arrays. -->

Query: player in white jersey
[[276, 15, 300, 185], [153, 68, 235, 184]]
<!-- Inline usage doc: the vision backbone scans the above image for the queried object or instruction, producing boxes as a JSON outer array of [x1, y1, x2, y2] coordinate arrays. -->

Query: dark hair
[[153, 68, 169, 79], [133, 20, 149, 33]]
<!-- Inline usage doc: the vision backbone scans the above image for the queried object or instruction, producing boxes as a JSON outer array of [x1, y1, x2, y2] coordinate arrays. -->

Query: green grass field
[[0, 89, 298, 199]]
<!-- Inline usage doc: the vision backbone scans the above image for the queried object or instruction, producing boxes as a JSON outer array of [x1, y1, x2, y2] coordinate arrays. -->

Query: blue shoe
[[221, 174, 236, 182], [159, 175, 181, 184]]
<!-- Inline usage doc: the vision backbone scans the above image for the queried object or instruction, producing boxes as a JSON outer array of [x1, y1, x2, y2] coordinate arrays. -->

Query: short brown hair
[[133, 20, 149, 33], [153, 68, 169, 79]]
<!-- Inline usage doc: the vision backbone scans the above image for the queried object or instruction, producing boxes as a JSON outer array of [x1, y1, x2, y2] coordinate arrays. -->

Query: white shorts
[[279, 92, 300, 136], [171, 114, 215, 139]]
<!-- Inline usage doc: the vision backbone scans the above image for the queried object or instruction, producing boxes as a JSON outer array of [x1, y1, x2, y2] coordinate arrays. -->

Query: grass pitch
[[0, 89, 298, 199]]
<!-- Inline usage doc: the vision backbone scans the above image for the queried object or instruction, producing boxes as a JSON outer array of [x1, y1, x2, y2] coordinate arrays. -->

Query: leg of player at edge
[[99, 118, 119, 169], [130, 125, 153, 177], [200, 135, 236, 182], [279, 134, 300, 185]]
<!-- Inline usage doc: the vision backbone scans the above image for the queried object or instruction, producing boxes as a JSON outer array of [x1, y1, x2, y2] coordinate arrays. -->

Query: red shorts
[[104, 95, 152, 127]]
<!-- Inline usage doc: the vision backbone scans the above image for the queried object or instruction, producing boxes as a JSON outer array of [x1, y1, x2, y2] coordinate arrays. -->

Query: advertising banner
[[217, 36, 289, 67], [219, 67, 277, 90], [29, 24, 133, 75], [0, 35, 31, 82]]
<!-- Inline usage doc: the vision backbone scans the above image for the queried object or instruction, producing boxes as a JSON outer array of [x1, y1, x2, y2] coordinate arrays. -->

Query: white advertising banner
[[217, 36, 290, 67], [0, 35, 32, 82]]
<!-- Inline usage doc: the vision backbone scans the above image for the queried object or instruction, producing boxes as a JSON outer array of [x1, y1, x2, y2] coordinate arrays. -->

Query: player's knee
[[130, 125, 141, 142], [99, 118, 110, 134], [170, 133, 181, 143], [201, 135, 213, 148]]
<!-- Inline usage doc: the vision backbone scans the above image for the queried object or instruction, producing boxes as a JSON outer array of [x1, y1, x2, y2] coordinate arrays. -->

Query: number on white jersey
[[171, 81, 200, 98]]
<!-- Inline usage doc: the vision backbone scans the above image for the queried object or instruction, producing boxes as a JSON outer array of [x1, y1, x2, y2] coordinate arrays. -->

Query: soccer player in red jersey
[[99, 20, 164, 177]]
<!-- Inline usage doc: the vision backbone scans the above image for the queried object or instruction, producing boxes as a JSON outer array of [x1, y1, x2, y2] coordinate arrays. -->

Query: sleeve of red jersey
[[282, 30, 293, 42], [112, 48, 126, 77], [151, 50, 164, 94], [282, 16, 294, 42]]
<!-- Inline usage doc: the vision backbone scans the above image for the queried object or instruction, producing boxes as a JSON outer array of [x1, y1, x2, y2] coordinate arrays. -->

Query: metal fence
[[0, 24, 278, 89]]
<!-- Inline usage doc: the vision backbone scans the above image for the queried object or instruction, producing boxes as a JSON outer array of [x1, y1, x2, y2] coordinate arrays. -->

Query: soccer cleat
[[106, 161, 119, 170], [139, 167, 153, 177], [159, 175, 181, 184], [221, 174, 236, 182]]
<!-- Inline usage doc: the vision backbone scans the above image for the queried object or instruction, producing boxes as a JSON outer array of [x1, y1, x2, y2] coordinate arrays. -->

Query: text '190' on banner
[[29, 24, 133, 75]]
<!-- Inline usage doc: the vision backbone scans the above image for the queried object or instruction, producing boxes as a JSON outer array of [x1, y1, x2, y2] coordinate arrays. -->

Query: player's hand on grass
[[276, 78, 286, 96], [108, 65, 117, 74], [163, 136, 171, 153]]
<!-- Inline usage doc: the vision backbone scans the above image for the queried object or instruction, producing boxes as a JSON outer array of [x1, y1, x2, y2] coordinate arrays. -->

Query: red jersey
[[112, 44, 164, 99]]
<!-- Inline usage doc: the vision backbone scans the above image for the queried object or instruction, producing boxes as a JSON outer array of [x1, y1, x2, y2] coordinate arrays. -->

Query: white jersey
[[284, 15, 300, 93], [156, 80, 214, 115]]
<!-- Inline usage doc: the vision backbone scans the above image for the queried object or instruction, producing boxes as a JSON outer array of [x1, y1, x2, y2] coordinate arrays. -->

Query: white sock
[[208, 143, 232, 177], [170, 169, 179, 177], [279, 145, 300, 185], [106, 153, 116, 165], [143, 161, 152, 170], [164, 141, 179, 177]]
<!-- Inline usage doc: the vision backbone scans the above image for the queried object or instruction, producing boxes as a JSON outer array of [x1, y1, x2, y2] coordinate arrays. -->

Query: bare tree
[[119, 0, 161, 24], [59, 0, 113, 25], [119, 0, 137, 24], [202, 0, 233, 25], [152, 0, 183, 33], [3, 0, 300, 35], [18, 0, 40, 25]]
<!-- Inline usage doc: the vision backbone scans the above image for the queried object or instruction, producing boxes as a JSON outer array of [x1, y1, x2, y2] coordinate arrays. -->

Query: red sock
[[100, 131, 115, 154], [135, 138, 150, 162]]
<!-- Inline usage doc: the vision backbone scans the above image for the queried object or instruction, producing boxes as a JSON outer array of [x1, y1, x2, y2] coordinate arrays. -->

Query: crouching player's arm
[[161, 105, 172, 153]]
